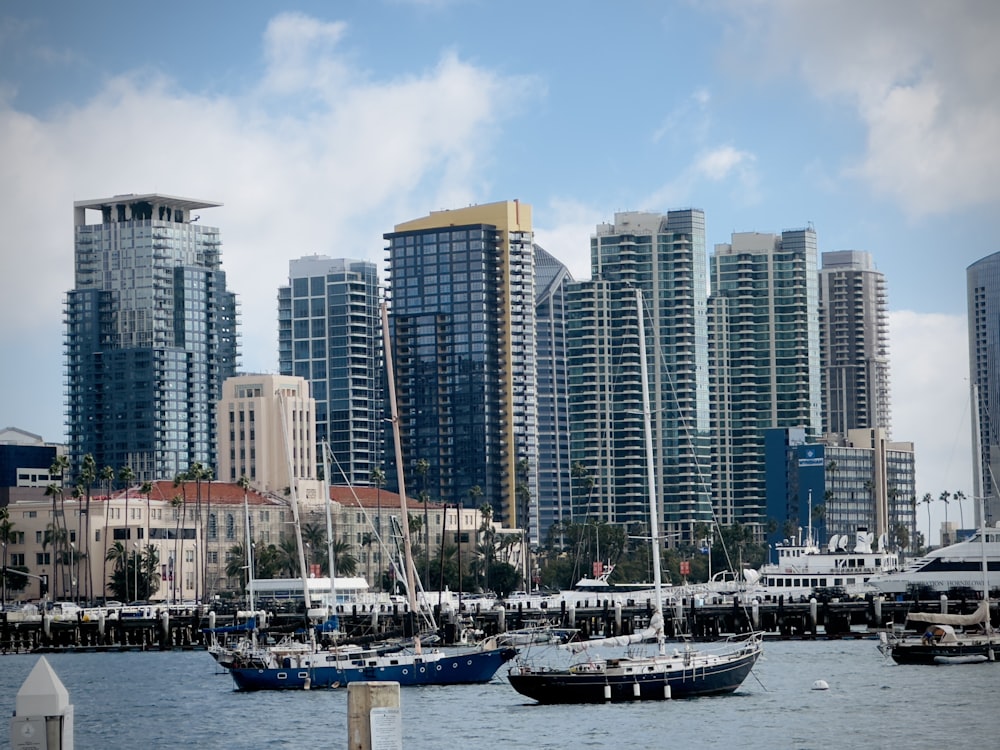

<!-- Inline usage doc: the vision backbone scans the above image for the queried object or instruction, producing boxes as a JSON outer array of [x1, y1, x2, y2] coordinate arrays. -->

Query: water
[[1, 640, 996, 749]]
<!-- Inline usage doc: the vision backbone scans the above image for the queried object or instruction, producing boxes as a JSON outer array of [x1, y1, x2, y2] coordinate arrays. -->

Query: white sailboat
[[508, 288, 763, 703]]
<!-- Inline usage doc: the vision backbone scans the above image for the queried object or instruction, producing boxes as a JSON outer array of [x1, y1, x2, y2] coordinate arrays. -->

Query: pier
[[3, 593, 994, 654]]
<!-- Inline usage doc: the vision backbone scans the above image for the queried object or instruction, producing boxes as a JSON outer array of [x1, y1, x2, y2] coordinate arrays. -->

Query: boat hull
[[507, 645, 761, 704], [229, 647, 517, 691], [889, 640, 1000, 665]]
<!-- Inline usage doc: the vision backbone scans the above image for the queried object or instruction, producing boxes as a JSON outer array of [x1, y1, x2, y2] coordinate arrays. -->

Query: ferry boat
[[752, 527, 900, 601]]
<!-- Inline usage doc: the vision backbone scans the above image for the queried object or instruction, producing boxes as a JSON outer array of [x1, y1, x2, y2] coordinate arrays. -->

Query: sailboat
[[228, 302, 516, 690], [507, 288, 763, 703], [880, 384, 997, 665]]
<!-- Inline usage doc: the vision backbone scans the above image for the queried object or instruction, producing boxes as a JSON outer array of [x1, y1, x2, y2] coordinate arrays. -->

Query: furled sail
[[905, 600, 989, 626], [560, 610, 664, 653]]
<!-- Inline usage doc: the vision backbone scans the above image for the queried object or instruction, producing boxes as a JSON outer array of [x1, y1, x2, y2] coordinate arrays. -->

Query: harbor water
[[1, 640, 995, 749]]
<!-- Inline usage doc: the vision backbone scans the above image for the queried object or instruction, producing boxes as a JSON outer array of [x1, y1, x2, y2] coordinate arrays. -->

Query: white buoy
[[812, 679, 829, 691]]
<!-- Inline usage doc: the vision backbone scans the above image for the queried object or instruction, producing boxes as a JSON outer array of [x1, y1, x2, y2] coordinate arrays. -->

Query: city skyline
[[2, 1, 997, 542]]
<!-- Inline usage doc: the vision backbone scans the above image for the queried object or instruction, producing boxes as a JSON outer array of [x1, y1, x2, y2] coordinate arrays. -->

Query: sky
[[1, 0, 997, 544]]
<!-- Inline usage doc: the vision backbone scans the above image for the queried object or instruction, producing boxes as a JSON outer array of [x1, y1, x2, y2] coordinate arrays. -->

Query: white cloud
[[644, 144, 759, 210], [0, 15, 541, 438], [718, 0, 1000, 217]]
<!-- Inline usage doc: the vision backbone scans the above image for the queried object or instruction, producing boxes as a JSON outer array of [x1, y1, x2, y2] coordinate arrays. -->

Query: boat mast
[[243, 481, 255, 614], [971, 382, 994, 659], [277, 390, 313, 611], [636, 288, 664, 650], [321, 441, 337, 609], [381, 301, 422, 650]]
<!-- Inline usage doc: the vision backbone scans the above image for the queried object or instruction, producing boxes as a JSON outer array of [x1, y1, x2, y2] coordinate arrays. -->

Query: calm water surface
[[1, 640, 995, 749]]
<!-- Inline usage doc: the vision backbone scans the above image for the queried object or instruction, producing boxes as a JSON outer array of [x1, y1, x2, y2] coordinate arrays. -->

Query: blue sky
[[2, 0, 997, 543]]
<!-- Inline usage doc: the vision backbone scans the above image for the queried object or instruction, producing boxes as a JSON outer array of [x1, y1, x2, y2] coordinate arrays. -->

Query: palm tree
[[170, 493, 184, 603], [478, 502, 494, 592], [226, 542, 250, 585], [921, 492, 934, 549], [939, 490, 951, 541], [302, 522, 327, 573], [140, 544, 161, 600], [277, 538, 301, 578], [99, 464, 115, 599], [118, 464, 135, 553], [186, 462, 209, 604], [953, 490, 967, 534], [43, 481, 63, 599], [105, 540, 128, 599], [172, 472, 190, 602], [330, 540, 358, 577], [79, 454, 97, 602]]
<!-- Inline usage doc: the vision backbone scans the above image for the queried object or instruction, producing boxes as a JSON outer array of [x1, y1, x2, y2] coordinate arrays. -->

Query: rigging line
[[638, 291, 745, 586]]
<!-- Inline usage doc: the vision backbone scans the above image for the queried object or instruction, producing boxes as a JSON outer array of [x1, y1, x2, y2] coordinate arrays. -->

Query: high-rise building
[[65, 194, 238, 481], [765, 427, 916, 552], [278, 256, 382, 485], [567, 210, 712, 543], [533, 246, 574, 546], [967, 252, 1000, 526], [383, 200, 536, 532], [709, 229, 821, 532], [819, 250, 891, 437], [217, 373, 320, 499]]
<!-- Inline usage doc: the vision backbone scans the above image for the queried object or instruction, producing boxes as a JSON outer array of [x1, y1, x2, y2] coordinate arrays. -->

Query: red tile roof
[[100, 481, 446, 510]]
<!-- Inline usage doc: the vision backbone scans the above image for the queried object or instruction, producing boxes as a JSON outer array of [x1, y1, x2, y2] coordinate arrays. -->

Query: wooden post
[[347, 682, 401, 750], [10, 656, 74, 749]]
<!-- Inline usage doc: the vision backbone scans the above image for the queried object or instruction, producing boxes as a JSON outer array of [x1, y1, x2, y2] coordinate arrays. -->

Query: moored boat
[[753, 527, 900, 601], [507, 289, 763, 704], [229, 638, 517, 690]]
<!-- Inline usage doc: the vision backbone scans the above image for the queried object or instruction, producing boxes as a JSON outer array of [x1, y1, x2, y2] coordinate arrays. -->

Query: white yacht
[[752, 527, 900, 600], [868, 524, 1000, 596]]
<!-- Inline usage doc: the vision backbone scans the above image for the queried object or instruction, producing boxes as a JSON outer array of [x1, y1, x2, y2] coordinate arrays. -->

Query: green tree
[[226, 542, 250, 587], [329, 540, 358, 578]]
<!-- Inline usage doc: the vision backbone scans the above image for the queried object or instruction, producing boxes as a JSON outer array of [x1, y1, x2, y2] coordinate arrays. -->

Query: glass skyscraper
[[384, 200, 537, 532], [709, 228, 821, 532], [65, 194, 237, 481], [567, 210, 712, 544], [967, 251, 1000, 527], [278, 256, 382, 486], [819, 250, 891, 437], [534, 246, 573, 546]]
